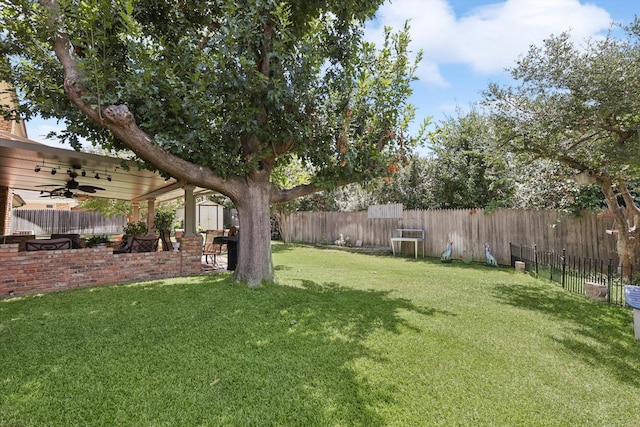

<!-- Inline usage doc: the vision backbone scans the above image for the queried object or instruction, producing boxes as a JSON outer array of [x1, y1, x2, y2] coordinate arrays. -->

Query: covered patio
[[0, 131, 219, 298]]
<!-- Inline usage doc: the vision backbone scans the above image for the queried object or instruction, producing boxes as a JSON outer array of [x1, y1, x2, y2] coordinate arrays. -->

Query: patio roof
[[0, 131, 213, 204]]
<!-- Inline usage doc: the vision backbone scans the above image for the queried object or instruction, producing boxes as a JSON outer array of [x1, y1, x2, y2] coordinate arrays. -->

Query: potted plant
[[123, 221, 148, 236], [154, 210, 177, 251], [115, 221, 149, 253], [85, 234, 111, 248]]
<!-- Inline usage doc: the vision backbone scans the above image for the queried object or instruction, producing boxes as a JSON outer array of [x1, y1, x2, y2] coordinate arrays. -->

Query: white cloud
[[25, 120, 63, 145], [366, 0, 613, 86]]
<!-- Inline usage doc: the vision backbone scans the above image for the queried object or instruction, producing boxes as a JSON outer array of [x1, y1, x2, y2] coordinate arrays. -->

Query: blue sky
[[365, 0, 638, 154], [25, 0, 639, 156]]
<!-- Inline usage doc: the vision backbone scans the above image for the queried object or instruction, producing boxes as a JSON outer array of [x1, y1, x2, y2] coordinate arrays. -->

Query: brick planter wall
[[0, 235, 203, 298]]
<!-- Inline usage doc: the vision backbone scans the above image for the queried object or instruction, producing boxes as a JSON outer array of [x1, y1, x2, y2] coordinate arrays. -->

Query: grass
[[1, 242, 639, 426]]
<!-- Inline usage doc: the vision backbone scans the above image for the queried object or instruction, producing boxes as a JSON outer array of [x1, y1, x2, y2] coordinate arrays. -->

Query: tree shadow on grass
[[270, 241, 297, 254], [493, 282, 640, 389], [0, 273, 448, 426]]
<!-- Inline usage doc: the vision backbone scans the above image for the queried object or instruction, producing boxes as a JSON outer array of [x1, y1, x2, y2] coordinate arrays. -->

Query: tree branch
[[602, 124, 633, 145], [41, 0, 244, 198], [616, 179, 640, 233], [565, 130, 600, 151], [198, 22, 220, 50], [271, 183, 322, 203]]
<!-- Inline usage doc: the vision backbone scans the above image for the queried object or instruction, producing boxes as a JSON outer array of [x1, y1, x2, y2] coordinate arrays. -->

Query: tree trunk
[[599, 177, 640, 281], [233, 182, 274, 287], [616, 230, 635, 280]]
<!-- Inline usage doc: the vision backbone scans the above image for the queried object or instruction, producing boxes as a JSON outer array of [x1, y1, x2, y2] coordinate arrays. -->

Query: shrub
[[85, 234, 111, 247], [123, 221, 148, 235], [154, 210, 177, 233]]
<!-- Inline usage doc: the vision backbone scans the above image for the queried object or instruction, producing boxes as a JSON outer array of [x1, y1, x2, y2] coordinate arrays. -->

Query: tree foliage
[[372, 156, 436, 209], [76, 198, 137, 219], [483, 18, 640, 268], [426, 108, 515, 210], [0, 0, 425, 285]]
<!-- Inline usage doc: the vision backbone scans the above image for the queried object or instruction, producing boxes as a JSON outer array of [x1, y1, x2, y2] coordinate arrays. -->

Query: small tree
[[123, 221, 148, 236], [373, 155, 437, 210], [427, 108, 515, 210], [76, 198, 141, 221], [153, 209, 177, 234]]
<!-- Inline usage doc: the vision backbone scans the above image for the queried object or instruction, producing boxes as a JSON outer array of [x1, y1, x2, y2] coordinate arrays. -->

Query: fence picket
[[280, 209, 629, 265], [11, 209, 126, 236]]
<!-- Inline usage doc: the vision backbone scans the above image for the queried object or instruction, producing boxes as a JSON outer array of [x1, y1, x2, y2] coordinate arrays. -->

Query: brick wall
[[0, 117, 12, 132], [0, 235, 204, 298]]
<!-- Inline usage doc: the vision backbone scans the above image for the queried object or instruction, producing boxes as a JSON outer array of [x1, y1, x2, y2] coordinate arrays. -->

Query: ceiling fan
[[36, 170, 106, 198]]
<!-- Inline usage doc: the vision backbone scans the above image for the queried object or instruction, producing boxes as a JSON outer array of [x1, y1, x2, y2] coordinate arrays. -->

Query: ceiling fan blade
[[77, 186, 97, 193], [77, 185, 105, 192]]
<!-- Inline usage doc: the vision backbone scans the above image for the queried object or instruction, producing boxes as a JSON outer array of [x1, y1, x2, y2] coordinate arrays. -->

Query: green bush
[[85, 234, 111, 247], [154, 210, 176, 233], [123, 221, 148, 235]]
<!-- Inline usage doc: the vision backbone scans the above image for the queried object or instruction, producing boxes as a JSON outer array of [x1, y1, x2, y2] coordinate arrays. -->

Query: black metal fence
[[510, 243, 634, 307]]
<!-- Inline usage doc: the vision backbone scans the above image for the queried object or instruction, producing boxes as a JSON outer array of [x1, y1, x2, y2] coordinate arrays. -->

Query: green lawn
[[1, 243, 639, 426]]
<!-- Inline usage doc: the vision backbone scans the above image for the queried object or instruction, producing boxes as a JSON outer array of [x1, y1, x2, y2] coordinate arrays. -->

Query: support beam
[[0, 186, 10, 235], [183, 185, 197, 237], [132, 202, 140, 222], [146, 198, 156, 234]]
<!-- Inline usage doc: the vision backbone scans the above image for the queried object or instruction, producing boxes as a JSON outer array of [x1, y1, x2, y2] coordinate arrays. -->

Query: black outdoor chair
[[129, 235, 159, 253], [113, 235, 159, 253], [25, 238, 72, 251], [51, 233, 82, 249]]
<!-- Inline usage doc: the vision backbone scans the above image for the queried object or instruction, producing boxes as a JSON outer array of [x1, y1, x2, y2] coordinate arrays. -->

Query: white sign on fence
[[367, 204, 403, 219]]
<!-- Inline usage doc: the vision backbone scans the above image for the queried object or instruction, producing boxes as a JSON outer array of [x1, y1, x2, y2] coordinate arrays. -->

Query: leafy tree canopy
[[1, 0, 423, 188], [426, 108, 514, 210], [483, 17, 640, 268], [0, 0, 426, 285]]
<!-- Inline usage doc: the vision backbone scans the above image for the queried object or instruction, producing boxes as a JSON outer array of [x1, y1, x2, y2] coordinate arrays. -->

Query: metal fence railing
[[510, 243, 635, 307]]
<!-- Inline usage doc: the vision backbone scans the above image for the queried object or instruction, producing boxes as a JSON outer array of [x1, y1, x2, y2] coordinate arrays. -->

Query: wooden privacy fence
[[11, 209, 127, 236], [280, 209, 627, 266]]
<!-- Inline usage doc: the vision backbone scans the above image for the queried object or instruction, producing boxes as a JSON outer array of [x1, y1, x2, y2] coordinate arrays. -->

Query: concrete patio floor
[[201, 252, 229, 273]]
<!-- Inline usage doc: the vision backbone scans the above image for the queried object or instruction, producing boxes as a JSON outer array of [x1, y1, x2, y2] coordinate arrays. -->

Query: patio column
[[0, 186, 10, 235], [146, 198, 156, 235], [183, 185, 197, 237], [132, 202, 140, 222]]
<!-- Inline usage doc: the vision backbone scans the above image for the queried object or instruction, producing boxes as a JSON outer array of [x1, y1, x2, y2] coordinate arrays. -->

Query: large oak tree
[[484, 19, 640, 273], [0, 0, 424, 285]]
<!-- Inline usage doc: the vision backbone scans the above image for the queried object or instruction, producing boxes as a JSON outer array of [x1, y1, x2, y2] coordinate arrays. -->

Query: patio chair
[[113, 235, 159, 253], [51, 233, 82, 249], [203, 229, 225, 266], [25, 238, 72, 251], [113, 235, 134, 254], [129, 235, 160, 253], [159, 230, 172, 251]]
